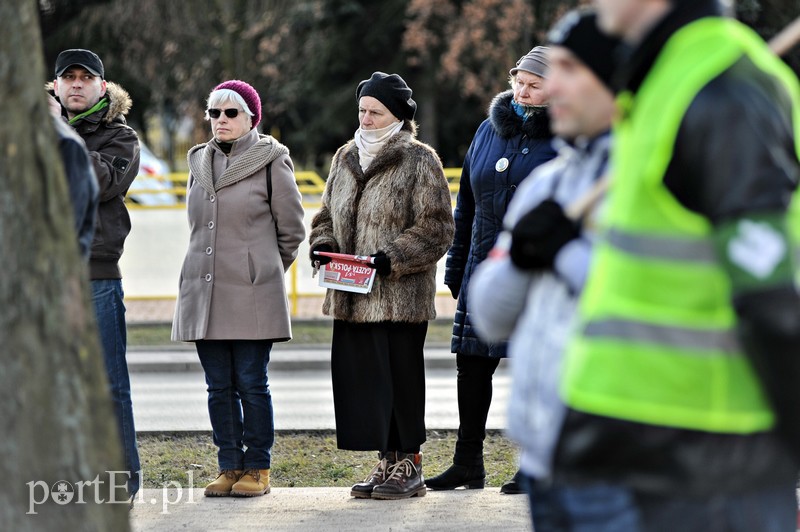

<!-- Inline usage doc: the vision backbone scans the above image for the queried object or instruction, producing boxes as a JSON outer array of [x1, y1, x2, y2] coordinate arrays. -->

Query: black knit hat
[[356, 72, 417, 121], [547, 9, 621, 90]]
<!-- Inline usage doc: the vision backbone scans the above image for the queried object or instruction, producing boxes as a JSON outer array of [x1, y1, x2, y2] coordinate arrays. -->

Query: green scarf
[[68, 98, 109, 125]]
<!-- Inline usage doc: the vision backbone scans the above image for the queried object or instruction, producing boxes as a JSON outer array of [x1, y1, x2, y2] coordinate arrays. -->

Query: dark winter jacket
[[445, 90, 556, 357], [54, 117, 99, 261], [309, 121, 454, 323], [555, 0, 800, 497], [48, 82, 140, 279]]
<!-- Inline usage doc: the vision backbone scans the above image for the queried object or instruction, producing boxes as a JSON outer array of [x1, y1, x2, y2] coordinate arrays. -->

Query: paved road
[[131, 365, 510, 432]]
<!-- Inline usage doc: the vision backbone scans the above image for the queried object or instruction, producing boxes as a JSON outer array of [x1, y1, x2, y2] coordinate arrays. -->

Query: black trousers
[[454, 352, 501, 466], [331, 320, 428, 453]]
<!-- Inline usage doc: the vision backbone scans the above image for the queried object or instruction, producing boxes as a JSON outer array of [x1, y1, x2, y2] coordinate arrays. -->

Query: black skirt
[[331, 320, 428, 452]]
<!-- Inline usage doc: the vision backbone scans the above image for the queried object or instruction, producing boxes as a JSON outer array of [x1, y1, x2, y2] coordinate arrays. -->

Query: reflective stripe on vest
[[606, 227, 716, 263], [584, 319, 740, 354]]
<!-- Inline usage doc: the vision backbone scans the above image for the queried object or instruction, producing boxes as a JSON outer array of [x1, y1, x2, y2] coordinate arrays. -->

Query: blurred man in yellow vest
[[554, 0, 800, 529]]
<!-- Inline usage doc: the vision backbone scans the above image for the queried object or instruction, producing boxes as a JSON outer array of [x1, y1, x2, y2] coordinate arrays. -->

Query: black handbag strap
[[267, 162, 273, 204]]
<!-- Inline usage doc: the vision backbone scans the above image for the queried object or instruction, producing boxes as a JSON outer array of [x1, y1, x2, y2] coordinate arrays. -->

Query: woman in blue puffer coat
[[428, 46, 556, 492]]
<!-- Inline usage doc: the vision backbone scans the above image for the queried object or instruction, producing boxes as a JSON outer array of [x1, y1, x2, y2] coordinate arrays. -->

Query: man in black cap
[[48, 48, 142, 501], [552, 0, 800, 529]]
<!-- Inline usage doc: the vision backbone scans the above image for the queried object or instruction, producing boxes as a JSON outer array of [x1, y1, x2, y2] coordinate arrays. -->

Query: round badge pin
[[495, 157, 509, 172]]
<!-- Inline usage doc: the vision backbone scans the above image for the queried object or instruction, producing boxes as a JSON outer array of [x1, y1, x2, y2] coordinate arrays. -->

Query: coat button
[[207, 221, 214, 229], [522, 147, 529, 154], [210, 195, 216, 203], [206, 247, 213, 255], [205, 273, 212, 282]]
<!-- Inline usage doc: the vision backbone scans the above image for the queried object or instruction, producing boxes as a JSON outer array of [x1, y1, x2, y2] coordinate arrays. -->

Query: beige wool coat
[[309, 121, 454, 323], [172, 128, 305, 341]]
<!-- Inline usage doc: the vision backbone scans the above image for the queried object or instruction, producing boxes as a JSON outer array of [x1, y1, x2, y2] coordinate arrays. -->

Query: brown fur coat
[[309, 122, 454, 323]]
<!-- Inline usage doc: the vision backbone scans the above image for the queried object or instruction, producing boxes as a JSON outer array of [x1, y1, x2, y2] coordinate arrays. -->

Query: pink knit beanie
[[213, 80, 262, 129]]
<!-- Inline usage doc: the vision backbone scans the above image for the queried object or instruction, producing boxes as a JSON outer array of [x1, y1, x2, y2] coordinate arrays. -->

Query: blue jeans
[[636, 483, 797, 532], [91, 279, 140, 496], [523, 473, 797, 532], [196, 340, 274, 470], [522, 474, 641, 532]]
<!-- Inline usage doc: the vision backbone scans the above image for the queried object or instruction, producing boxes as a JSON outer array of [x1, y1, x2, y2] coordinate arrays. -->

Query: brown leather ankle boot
[[350, 451, 396, 498], [372, 452, 426, 500]]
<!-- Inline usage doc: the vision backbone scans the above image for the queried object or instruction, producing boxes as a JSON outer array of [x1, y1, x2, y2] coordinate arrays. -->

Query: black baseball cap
[[55, 49, 104, 78]]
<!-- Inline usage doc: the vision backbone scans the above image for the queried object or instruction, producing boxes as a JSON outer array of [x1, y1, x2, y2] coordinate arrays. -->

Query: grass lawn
[[138, 430, 518, 490]]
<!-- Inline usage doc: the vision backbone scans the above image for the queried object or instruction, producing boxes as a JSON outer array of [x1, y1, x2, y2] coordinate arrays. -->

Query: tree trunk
[[0, 0, 130, 529]]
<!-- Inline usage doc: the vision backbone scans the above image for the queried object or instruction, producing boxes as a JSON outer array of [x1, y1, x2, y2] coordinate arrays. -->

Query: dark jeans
[[454, 353, 500, 465], [196, 339, 274, 470], [522, 474, 640, 532], [636, 484, 797, 532], [522, 473, 797, 532], [91, 279, 140, 496]]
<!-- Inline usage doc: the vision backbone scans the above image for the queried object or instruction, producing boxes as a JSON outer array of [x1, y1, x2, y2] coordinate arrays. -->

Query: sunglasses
[[208, 108, 240, 119]]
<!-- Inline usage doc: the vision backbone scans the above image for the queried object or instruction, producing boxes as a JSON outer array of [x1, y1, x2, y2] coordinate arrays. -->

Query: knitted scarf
[[353, 120, 403, 171]]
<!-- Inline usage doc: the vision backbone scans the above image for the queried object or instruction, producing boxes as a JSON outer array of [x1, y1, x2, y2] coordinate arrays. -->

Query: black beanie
[[356, 72, 417, 121], [547, 9, 622, 90]]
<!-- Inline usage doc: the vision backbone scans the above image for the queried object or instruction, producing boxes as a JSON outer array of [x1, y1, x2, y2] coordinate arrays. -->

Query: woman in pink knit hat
[[172, 80, 306, 498]]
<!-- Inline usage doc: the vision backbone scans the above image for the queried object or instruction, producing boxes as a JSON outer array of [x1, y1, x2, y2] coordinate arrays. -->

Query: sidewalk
[[130, 487, 530, 532]]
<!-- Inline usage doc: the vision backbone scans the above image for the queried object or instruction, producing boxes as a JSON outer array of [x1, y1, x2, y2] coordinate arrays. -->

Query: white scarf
[[354, 120, 403, 171]]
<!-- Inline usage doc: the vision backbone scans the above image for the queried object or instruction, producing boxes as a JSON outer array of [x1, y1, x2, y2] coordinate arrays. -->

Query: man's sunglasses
[[208, 108, 240, 119]]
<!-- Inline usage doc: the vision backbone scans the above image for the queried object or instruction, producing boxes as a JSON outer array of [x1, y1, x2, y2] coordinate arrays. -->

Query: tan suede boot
[[230, 469, 270, 497], [204, 470, 243, 497]]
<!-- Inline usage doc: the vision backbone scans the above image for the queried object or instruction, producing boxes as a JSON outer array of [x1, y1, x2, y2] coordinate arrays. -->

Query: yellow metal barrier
[[123, 169, 464, 317], [127, 168, 463, 206]]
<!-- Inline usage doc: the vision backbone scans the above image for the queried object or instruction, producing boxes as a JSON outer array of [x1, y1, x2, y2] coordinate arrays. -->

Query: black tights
[[453, 353, 501, 466]]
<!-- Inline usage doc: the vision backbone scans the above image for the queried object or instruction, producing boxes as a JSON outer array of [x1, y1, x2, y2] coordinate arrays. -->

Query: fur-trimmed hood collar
[[488, 90, 551, 140], [45, 81, 133, 124]]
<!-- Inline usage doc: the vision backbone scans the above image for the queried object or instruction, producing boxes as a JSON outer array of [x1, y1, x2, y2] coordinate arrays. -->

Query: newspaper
[[313, 251, 377, 294]]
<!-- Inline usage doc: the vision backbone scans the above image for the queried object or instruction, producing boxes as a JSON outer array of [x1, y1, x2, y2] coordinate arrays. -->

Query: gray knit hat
[[509, 46, 550, 78]]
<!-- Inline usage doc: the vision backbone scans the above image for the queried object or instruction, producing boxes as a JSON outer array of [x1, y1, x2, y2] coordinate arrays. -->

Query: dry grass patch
[[138, 430, 519, 489]]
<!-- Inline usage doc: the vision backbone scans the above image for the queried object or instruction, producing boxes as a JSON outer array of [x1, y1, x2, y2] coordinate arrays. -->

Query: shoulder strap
[[267, 162, 273, 204]]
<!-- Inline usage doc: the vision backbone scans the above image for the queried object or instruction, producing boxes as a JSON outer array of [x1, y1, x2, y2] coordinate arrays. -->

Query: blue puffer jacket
[[446, 90, 556, 358]]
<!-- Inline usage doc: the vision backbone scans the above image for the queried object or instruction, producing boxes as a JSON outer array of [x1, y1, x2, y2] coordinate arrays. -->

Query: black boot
[[426, 463, 486, 490], [371, 452, 426, 500], [350, 451, 396, 499], [500, 469, 525, 494]]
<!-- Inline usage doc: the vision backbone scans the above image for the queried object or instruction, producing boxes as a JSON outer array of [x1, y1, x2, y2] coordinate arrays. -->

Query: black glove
[[510, 200, 579, 270], [311, 244, 333, 267], [447, 282, 461, 300], [369, 252, 391, 276]]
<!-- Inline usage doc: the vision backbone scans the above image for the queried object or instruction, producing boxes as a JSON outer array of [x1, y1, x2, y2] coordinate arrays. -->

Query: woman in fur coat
[[429, 47, 557, 493], [309, 72, 454, 501]]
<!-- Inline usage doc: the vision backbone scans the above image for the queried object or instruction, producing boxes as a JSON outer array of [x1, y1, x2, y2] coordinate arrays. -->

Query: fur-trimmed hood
[[488, 90, 551, 140], [45, 81, 133, 124]]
